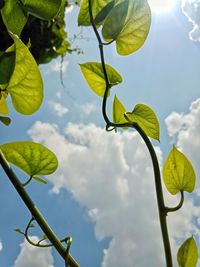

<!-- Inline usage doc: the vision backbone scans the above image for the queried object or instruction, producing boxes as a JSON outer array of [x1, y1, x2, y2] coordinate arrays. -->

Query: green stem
[[88, 1, 173, 266], [0, 150, 79, 267], [165, 191, 184, 213]]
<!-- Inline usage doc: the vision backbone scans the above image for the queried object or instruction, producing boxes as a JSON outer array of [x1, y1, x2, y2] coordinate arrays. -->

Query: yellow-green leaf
[[33, 176, 47, 184], [124, 104, 160, 141], [102, 0, 151, 55], [80, 62, 122, 97], [163, 146, 196, 195], [21, 0, 62, 20], [7, 34, 43, 115], [177, 237, 198, 267], [1, 0, 27, 36], [94, 0, 115, 25], [78, 0, 113, 26], [0, 94, 9, 115], [113, 95, 128, 127], [0, 141, 58, 176]]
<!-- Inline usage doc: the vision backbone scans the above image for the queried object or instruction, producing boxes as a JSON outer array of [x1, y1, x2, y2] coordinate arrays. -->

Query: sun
[[148, 0, 176, 14]]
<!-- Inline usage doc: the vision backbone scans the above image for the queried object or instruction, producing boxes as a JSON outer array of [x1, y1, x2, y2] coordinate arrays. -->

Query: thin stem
[[0, 150, 79, 267], [87, 1, 173, 266], [22, 175, 33, 187], [165, 191, 184, 213]]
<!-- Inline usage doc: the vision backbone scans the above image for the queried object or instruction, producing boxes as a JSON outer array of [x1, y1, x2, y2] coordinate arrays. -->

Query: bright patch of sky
[[1, 1, 200, 267]]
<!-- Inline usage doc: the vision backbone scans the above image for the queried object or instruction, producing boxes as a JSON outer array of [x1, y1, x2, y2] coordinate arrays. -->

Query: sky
[[1, 0, 200, 266]]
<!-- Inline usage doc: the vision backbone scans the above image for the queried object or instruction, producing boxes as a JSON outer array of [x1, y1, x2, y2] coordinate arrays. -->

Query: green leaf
[[102, 0, 151, 55], [113, 95, 128, 126], [0, 52, 15, 84], [0, 94, 8, 115], [94, 0, 115, 25], [0, 141, 58, 176], [14, 228, 24, 235], [177, 237, 198, 267], [78, 0, 113, 26], [163, 146, 196, 195], [80, 62, 122, 97], [21, 0, 62, 20], [1, 0, 27, 36], [0, 116, 11, 126], [33, 176, 47, 185], [7, 33, 43, 115], [124, 104, 160, 141]]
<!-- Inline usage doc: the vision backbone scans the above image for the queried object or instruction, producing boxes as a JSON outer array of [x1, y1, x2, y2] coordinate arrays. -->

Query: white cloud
[[48, 59, 69, 74], [0, 241, 3, 252], [28, 121, 200, 267], [78, 102, 97, 116], [48, 101, 69, 117], [13, 236, 54, 267], [182, 0, 200, 41]]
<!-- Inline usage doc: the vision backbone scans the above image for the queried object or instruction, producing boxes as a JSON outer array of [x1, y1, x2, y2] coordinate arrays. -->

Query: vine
[[0, 0, 198, 267]]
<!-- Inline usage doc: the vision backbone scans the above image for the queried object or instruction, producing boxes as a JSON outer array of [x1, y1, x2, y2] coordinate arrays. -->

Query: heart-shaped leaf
[[94, 0, 115, 25], [80, 62, 122, 97], [102, 0, 151, 55], [0, 141, 58, 176], [21, 0, 62, 20], [163, 146, 196, 195], [0, 52, 15, 85], [7, 33, 43, 115], [124, 104, 160, 141], [1, 0, 27, 36], [113, 95, 128, 125], [78, 0, 113, 26], [177, 237, 198, 267]]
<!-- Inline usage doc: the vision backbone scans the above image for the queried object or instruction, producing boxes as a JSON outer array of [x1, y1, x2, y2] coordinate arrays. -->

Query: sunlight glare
[[148, 0, 176, 14]]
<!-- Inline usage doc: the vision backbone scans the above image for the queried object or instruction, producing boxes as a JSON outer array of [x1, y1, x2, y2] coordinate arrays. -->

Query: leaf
[[94, 0, 115, 25], [78, 0, 113, 26], [102, 0, 151, 55], [163, 146, 196, 195], [124, 104, 160, 141], [0, 52, 15, 85], [14, 228, 24, 235], [0, 141, 58, 176], [1, 0, 27, 36], [0, 94, 8, 115], [0, 116, 11, 126], [80, 62, 122, 97], [113, 95, 128, 126], [21, 0, 62, 20], [177, 237, 198, 267], [7, 33, 43, 115], [33, 176, 47, 185]]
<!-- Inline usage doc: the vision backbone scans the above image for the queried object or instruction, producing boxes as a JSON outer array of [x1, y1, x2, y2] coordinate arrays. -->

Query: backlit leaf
[[1, 0, 27, 36], [0, 141, 58, 176], [21, 0, 62, 20], [80, 62, 122, 97], [102, 0, 151, 55], [125, 104, 160, 141], [113, 95, 128, 126], [0, 94, 8, 115], [0, 116, 11, 126], [94, 0, 115, 25], [78, 0, 113, 26], [0, 52, 15, 84], [163, 146, 196, 195], [14, 228, 24, 235], [7, 34, 43, 115], [177, 237, 198, 267]]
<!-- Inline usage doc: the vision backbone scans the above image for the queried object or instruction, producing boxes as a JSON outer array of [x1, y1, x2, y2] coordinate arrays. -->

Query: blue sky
[[1, 0, 200, 266]]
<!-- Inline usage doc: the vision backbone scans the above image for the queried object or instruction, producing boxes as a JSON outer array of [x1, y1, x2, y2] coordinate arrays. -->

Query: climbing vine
[[0, 0, 198, 267]]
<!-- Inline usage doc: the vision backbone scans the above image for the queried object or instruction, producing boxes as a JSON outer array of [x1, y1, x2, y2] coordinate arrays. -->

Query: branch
[[165, 191, 184, 213]]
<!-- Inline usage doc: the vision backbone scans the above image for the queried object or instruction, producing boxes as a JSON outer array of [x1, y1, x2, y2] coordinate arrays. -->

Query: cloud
[[28, 121, 200, 267], [47, 59, 69, 74], [182, 0, 200, 41], [48, 101, 69, 117], [13, 236, 54, 267], [0, 241, 3, 252], [78, 102, 97, 116]]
